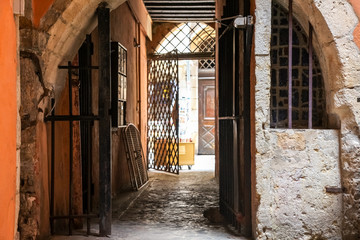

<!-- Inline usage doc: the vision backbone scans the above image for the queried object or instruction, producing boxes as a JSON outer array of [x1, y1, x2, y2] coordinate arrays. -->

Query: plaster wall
[[349, 0, 360, 49], [90, 3, 149, 202], [190, 64, 199, 152], [140, 27, 148, 157], [254, 0, 360, 238], [110, 2, 141, 194], [32, 0, 55, 27], [110, 2, 149, 193], [179, 60, 199, 152], [0, 1, 18, 240]]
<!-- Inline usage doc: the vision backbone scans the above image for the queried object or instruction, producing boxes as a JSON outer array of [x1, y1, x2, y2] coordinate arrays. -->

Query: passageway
[[51, 156, 248, 239]]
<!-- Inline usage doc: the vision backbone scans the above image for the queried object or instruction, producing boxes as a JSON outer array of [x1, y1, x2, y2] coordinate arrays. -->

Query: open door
[[218, 1, 253, 237], [147, 54, 180, 174], [198, 69, 216, 155]]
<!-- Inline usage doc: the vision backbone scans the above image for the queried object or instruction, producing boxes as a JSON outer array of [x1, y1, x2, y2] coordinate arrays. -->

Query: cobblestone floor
[[52, 156, 248, 240]]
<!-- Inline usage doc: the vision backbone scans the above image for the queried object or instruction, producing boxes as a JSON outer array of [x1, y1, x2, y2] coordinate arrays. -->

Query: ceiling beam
[[148, 9, 215, 13], [145, 5, 215, 9], [152, 18, 215, 22], [144, 0, 216, 23], [150, 14, 214, 17], [144, 0, 215, 3]]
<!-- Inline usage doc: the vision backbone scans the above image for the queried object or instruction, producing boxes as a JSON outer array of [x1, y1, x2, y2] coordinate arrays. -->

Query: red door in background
[[198, 69, 215, 155]]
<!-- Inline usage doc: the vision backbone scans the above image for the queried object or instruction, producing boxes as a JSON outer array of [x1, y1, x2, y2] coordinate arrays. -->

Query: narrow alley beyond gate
[[52, 157, 248, 240]]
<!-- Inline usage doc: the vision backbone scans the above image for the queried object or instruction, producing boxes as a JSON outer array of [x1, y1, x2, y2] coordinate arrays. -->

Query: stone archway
[[19, 1, 126, 239], [254, 0, 360, 238], [40, 0, 126, 95]]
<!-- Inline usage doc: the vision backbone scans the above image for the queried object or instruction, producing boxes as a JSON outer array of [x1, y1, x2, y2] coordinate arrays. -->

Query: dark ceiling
[[143, 0, 216, 22]]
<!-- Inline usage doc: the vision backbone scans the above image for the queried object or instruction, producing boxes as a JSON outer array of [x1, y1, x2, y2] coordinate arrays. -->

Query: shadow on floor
[[51, 156, 249, 239]]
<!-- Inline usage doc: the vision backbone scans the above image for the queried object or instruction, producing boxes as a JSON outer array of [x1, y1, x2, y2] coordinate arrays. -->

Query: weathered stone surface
[[277, 131, 306, 151], [113, 171, 247, 239], [256, 129, 342, 239], [19, 58, 42, 240], [314, 0, 357, 38], [254, 55, 271, 128], [42, 0, 127, 94], [254, 0, 360, 238], [19, 57, 50, 240], [50, 170, 249, 240], [254, 0, 271, 56], [315, 1, 360, 236]]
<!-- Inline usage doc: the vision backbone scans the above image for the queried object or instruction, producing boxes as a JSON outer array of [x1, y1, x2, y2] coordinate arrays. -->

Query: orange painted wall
[[349, 0, 360, 49], [0, 1, 17, 240], [32, 0, 55, 27]]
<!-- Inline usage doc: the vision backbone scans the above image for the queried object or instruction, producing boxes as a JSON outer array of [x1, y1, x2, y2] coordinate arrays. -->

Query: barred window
[[270, 3, 326, 128]]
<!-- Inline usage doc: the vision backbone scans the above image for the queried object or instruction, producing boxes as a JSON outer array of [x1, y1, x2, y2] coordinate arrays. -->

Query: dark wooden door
[[198, 70, 215, 155], [218, 0, 253, 237]]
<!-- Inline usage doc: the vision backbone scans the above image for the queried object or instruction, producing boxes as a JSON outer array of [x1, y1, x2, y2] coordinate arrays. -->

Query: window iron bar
[[50, 214, 99, 219], [67, 61, 74, 235], [45, 115, 99, 122], [50, 98, 55, 234], [58, 66, 99, 70], [308, 23, 313, 129], [288, 0, 293, 128]]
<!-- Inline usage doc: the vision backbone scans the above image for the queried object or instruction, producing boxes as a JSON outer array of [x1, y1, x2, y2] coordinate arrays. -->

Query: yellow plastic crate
[[154, 140, 195, 169], [179, 142, 195, 168]]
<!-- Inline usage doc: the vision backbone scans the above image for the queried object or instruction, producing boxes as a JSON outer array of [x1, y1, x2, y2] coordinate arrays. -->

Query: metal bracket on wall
[[325, 187, 345, 194], [234, 16, 254, 29]]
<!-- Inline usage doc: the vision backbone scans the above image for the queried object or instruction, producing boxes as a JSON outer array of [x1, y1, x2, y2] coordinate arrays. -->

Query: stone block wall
[[254, 0, 360, 238], [256, 129, 342, 239], [19, 56, 50, 239]]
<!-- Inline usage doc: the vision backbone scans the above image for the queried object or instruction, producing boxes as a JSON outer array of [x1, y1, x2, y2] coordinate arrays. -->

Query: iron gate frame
[[44, 4, 112, 236], [218, 1, 254, 237], [46, 62, 100, 235], [147, 52, 180, 174]]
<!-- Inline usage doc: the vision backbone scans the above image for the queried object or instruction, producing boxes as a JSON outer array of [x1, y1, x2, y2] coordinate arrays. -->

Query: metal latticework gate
[[147, 54, 179, 174]]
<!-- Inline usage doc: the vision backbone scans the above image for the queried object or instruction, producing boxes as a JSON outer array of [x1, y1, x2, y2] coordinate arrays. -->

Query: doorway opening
[[147, 22, 216, 174], [46, 0, 254, 238]]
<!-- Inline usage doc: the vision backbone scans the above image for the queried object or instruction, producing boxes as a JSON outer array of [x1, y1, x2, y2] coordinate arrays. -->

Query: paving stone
[[52, 169, 249, 240]]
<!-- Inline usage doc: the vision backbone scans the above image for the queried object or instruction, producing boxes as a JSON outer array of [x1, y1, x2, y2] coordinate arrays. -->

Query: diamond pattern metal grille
[[147, 55, 179, 174], [155, 22, 215, 55], [198, 38, 215, 69]]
